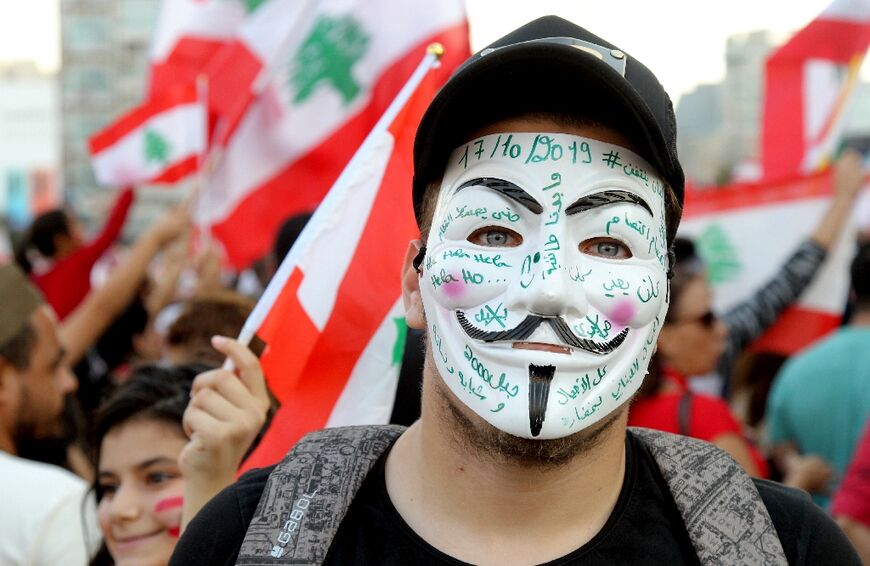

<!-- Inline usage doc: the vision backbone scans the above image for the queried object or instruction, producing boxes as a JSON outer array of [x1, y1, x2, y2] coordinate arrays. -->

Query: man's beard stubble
[[424, 342, 626, 470]]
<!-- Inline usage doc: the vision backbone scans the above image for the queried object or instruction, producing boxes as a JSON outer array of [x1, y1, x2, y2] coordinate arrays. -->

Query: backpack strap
[[677, 391, 692, 437], [236, 424, 406, 566], [630, 427, 787, 565]]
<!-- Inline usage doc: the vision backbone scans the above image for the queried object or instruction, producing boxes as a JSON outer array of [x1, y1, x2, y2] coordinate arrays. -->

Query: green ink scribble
[[144, 130, 171, 164], [696, 223, 741, 285], [391, 317, 407, 367], [290, 14, 369, 105], [243, 0, 266, 13]]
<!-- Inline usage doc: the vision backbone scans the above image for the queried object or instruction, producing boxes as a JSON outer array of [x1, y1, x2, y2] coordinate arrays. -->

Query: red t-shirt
[[832, 420, 870, 526], [629, 371, 769, 478], [31, 188, 134, 320]]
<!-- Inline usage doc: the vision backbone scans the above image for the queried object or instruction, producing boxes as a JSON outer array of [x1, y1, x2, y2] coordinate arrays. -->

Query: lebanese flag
[[679, 172, 860, 355], [761, 0, 870, 180], [238, 49, 441, 472], [147, 0, 253, 98], [89, 83, 206, 186], [192, 0, 469, 268]]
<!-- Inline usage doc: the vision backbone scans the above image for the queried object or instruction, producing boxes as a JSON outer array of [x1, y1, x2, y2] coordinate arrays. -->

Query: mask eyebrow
[[565, 189, 653, 217], [455, 177, 543, 214]]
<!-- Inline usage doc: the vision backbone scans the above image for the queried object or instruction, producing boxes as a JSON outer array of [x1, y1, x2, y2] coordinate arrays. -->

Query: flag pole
[[223, 44, 444, 370], [194, 74, 214, 248]]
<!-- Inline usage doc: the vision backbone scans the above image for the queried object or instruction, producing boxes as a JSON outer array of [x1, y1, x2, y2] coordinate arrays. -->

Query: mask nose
[[508, 252, 588, 319]]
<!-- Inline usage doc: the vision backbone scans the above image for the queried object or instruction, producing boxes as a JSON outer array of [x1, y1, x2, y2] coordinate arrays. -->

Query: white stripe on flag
[[295, 132, 394, 329], [325, 298, 405, 428], [150, 0, 247, 61]]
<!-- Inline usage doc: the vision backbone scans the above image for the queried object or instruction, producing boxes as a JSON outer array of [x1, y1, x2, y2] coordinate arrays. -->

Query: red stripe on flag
[[239, 58, 445, 473], [89, 85, 200, 154], [212, 24, 470, 268], [772, 19, 870, 62], [257, 268, 320, 401], [148, 37, 228, 98], [150, 154, 201, 185], [203, 39, 263, 141], [760, 60, 806, 181], [750, 306, 841, 355], [683, 170, 834, 217]]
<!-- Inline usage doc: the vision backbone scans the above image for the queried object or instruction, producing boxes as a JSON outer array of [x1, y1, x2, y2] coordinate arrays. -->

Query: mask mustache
[[456, 311, 628, 354]]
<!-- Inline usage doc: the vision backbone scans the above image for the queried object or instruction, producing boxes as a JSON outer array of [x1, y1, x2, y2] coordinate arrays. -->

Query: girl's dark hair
[[636, 237, 707, 400], [87, 362, 212, 566], [14, 209, 72, 273]]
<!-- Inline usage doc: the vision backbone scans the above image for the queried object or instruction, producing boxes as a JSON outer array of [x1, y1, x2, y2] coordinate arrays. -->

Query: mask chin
[[424, 295, 667, 440]]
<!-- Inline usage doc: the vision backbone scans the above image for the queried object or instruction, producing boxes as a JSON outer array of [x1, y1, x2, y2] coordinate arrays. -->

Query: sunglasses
[[673, 309, 717, 329], [689, 310, 717, 328]]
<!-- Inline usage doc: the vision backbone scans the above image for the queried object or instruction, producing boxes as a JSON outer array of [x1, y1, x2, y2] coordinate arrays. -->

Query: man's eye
[[581, 238, 632, 259], [467, 227, 522, 247]]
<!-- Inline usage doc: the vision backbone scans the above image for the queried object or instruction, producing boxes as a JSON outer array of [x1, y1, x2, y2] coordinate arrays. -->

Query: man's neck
[[850, 309, 870, 327], [385, 379, 628, 565]]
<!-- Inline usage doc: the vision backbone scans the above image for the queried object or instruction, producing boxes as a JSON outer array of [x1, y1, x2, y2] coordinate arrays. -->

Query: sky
[[0, 0, 847, 103]]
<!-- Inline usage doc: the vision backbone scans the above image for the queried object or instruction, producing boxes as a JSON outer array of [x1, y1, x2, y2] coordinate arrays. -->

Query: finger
[[210, 336, 268, 398], [191, 369, 251, 408], [189, 387, 245, 423], [182, 406, 226, 447]]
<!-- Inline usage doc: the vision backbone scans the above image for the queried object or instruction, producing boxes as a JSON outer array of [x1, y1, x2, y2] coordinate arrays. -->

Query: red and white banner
[[239, 50, 442, 472], [761, 0, 870, 180], [192, 0, 469, 268], [679, 173, 859, 355], [147, 0, 256, 98], [89, 83, 206, 187]]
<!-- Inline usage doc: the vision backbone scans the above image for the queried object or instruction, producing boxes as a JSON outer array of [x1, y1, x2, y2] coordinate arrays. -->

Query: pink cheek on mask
[[442, 278, 465, 300], [610, 300, 636, 327]]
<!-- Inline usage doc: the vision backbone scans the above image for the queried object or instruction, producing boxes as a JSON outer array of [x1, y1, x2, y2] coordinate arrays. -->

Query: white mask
[[419, 131, 670, 439]]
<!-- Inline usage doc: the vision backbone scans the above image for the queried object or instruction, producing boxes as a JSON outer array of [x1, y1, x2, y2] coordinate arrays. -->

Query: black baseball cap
[[412, 15, 684, 225]]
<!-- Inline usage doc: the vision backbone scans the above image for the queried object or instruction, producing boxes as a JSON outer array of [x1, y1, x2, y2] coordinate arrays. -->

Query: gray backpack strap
[[630, 427, 787, 566], [236, 424, 406, 566]]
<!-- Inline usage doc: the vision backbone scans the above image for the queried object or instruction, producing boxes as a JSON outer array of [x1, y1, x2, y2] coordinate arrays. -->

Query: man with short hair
[[767, 241, 870, 508], [0, 264, 97, 565], [173, 16, 859, 564]]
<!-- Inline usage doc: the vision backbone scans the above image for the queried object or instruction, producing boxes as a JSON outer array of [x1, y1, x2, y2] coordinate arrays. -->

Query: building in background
[[676, 29, 870, 187], [60, 0, 178, 235], [0, 61, 59, 232]]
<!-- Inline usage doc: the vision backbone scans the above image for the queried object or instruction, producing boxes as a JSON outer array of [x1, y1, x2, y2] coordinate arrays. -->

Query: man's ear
[[401, 240, 427, 330]]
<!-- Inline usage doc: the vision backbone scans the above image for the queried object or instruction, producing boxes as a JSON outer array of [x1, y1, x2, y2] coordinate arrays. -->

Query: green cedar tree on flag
[[191, 0, 469, 268]]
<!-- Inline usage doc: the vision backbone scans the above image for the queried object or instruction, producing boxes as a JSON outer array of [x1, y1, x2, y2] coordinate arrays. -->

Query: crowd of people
[[1, 14, 869, 566]]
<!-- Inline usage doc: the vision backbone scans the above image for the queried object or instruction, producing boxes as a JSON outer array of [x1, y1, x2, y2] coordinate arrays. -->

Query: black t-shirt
[[171, 431, 860, 565]]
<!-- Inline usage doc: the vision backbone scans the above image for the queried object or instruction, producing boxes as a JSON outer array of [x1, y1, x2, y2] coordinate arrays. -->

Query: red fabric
[[629, 370, 769, 478], [31, 188, 135, 320], [832, 420, 870, 526]]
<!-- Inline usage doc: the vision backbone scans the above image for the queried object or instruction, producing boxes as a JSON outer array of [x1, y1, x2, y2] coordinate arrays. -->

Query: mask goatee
[[528, 364, 556, 437]]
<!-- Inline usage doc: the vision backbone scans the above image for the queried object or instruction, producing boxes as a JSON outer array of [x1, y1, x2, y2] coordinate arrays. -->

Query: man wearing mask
[[173, 16, 859, 565]]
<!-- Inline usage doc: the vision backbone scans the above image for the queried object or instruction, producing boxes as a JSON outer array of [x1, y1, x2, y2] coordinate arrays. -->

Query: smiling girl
[[89, 337, 270, 565]]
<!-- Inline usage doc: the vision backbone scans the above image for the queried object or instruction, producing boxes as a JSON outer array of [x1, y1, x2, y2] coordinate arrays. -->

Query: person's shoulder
[[754, 478, 862, 565], [0, 451, 86, 496], [170, 464, 276, 566]]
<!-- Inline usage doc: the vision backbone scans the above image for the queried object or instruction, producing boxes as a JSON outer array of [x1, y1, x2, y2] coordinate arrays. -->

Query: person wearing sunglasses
[[628, 237, 770, 476], [629, 238, 836, 493]]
